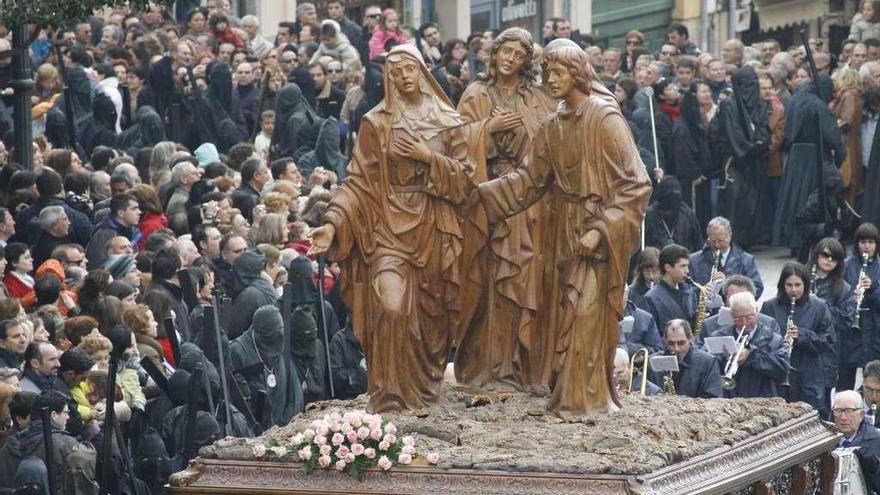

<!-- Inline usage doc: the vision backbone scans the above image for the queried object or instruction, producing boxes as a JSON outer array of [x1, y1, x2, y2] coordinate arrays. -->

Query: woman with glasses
[[809, 237, 856, 408], [760, 261, 834, 418]]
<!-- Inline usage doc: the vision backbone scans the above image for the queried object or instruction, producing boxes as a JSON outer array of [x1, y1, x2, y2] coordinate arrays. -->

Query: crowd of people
[[0, 0, 877, 492]]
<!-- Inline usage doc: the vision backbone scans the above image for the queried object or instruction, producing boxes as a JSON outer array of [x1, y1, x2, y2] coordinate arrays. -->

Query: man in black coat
[[327, 1, 364, 54], [645, 244, 699, 332], [329, 318, 367, 400], [142, 247, 191, 342], [696, 275, 780, 348], [710, 292, 789, 399], [231, 158, 269, 224], [832, 390, 880, 493], [650, 319, 722, 398], [13, 169, 92, 247]]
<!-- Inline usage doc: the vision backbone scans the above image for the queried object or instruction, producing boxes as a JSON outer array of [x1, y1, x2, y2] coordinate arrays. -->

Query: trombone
[[722, 327, 751, 390], [627, 348, 649, 396]]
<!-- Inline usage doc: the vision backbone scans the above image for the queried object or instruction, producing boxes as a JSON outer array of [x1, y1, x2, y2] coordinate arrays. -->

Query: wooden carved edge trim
[[634, 412, 839, 495]]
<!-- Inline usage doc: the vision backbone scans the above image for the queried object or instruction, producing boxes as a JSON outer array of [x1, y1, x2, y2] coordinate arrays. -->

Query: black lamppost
[[10, 23, 33, 169]]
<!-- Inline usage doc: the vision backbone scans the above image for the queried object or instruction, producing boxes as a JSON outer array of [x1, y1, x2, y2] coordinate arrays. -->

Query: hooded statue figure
[[229, 305, 304, 429], [227, 249, 277, 340]]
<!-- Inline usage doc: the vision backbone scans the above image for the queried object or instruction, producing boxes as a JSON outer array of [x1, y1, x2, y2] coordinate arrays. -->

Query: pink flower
[[252, 443, 266, 458], [346, 430, 359, 444], [344, 453, 355, 463], [370, 428, 383, 441], [331, 433, 345, 446], [341, 422, 353, 434], [383, 434, 397, 445], [378, 441, 390, 451], [402, 436, 414, 446], [351, 443, 365, 456], [314, 435, 327, 446], [384, 423, 397, 435], [426, 453, 440, 465], [336, 445, 350, 458], [319, 444, 331, 456], [330, 421, 342, 433], [298, 447, 312, 461], [364, 448, 377, 459], [335, 459, 347, 471], [398, 453, 412, 465], [378, 455, 392, 470], [357, 426, 371, 440], [318, 455, 332, 468], [401, 445, 415, 455], [316, 425, 329, 437], [330, 412, 342, 422]]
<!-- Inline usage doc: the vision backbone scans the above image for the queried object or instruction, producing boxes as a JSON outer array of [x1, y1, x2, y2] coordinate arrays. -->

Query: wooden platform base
[[170, 411, 841, 495]]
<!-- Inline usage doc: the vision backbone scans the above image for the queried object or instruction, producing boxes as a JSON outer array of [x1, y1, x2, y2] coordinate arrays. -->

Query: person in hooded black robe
[[644, 176, 704, 252], [717, 66, 771, 249], [46, 65, 93, 151], [286, 257, 329, 405], [269, 83, 315, 162], [862, 88, 880, 227], [189, 63, 247, 154], [227, 249, 277, 340], [670, 90, 713, 229], [229, 305, 304, 429], [116, 105, 166, 154], [773, 75, 845, 255], [78, 93, 118, 158], [289, 66, 317, 109], [329, 317, 367, 400], [296, 117, 348, 180]]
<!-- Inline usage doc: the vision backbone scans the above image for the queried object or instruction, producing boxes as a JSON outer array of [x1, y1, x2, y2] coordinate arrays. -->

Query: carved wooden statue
[[476, 39, 652, 416], [309, 45, 487, 413], [455, 27, 557, 389]]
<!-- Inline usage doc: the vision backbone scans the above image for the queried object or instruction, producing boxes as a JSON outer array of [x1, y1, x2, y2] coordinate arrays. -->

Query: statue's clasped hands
[[488, 107, 523, 134], [392, 133, 433, 163]]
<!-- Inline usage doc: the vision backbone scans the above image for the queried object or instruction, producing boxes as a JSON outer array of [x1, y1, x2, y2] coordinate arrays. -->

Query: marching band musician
[[644, 244, 699, 332], [844, 223, 880, 389], [628, 247, 661, 312], [620, 285, 664, 356], [831, 390, 880, 493], [861, 361, 880, 419], [648, 319, 722, 398], [808, 238, 856, 407], [697, 275, 781, 347], [713, 292, 789, 398], [613, 347, 661, 396], [688, 217, 764, 298], [761, 262, 834, 418]]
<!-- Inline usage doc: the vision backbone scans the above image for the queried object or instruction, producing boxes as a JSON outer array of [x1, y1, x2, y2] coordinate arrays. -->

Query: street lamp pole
[[11, 23, 33, 169]]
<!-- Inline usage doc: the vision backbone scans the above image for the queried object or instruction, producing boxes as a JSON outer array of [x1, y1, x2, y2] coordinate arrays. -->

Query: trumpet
[[722, 326, 751, 390], [853, 252, 870, 330], [626, 348, 649, 396]]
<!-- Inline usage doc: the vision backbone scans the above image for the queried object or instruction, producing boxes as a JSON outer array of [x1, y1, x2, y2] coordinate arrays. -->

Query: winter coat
[[0, 420, 95, 495], [311, 32, 362, 72], [850, 13, 880, 41]]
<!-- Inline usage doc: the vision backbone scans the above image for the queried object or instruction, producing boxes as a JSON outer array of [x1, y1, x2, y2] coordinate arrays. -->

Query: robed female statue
[[309, 45, 487, 412]]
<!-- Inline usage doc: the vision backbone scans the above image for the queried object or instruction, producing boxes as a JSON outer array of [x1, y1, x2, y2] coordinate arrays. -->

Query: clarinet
[[809, 264, 818, 295], [780, 296, 797, 388], [854, 252, 871, 330]]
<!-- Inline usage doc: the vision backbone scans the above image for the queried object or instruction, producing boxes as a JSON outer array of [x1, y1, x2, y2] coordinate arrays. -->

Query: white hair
[[241, 15, 259, 27], [170, 161, 194, 186], [728, 292, 757, 312], [38, 206, 66, 232], [707, 216, 732, 233], [833, 390, 864, 409]]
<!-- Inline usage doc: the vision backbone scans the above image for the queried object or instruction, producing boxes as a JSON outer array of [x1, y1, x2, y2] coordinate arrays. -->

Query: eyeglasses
[[833, 407, 862, 415], [328, 68, 343, 73], [368, 13, 382, 18]]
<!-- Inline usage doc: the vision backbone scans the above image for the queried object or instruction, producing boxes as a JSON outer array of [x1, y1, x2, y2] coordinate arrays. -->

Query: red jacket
[[4, 272, 33, 301], [214, 28, 245, 49], [138, 212, 169, 250]]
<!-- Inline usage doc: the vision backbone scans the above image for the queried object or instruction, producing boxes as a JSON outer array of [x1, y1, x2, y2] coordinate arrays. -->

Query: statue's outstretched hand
[[308, 224, 336, 256]]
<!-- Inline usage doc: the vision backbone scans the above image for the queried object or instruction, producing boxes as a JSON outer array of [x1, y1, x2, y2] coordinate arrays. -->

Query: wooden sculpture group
[[308, 32, 652, 417]]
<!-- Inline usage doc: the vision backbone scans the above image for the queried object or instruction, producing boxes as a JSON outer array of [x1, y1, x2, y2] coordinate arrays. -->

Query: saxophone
[[690, 250, 720, 339]]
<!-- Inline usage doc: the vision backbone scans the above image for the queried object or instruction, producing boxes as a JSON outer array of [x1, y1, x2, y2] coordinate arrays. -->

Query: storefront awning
[[755, 0, 826, 31]]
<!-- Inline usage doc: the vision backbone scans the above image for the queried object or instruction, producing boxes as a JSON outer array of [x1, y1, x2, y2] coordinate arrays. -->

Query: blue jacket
[[621, 301, 663, 355], [649, 347, 723, 399], [712, 321, 789, 399], [644, 280, 697, 332], [689, 244, 764, 298]]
